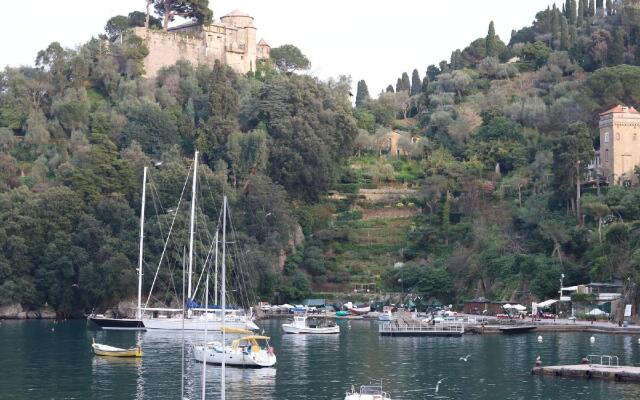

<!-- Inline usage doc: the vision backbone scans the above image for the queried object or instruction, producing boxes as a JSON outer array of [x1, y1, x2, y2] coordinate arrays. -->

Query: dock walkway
[[533, 356, 640, 383], [379, 323, 464, 337]]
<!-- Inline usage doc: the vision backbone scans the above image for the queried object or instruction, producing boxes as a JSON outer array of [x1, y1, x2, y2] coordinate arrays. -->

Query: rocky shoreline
[[0, 303, 57, 320]]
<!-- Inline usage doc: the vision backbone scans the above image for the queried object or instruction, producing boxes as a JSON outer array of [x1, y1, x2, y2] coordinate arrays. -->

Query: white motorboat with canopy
[[345, 384, 392, 400], [282, 313, 340, 334]]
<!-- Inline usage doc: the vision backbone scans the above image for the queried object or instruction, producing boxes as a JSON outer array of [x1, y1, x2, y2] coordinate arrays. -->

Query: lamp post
[[559, 273, 565, 317]]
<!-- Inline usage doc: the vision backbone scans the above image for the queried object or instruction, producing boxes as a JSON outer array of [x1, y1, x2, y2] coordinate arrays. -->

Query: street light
[[559, 273, 565, 317]]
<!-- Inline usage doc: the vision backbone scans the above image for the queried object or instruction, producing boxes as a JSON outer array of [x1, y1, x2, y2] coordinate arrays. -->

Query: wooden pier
[[532, 355, 640, 382], [379, 323, 464, 337]]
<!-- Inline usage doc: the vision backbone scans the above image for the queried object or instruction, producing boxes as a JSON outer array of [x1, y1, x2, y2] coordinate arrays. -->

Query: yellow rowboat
[[92, 338, 143, 357]]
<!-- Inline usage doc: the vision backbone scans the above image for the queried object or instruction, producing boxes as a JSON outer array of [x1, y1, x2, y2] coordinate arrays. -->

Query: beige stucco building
[[132, 10, 270, 78], [598, 105, 640, 185]]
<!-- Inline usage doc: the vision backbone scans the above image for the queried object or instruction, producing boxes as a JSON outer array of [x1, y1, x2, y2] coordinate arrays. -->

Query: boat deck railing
[[587, 354, 620, 367], [379, 323, 465, 334]]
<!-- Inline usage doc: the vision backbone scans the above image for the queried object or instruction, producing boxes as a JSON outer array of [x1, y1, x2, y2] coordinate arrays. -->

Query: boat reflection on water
[[200, 364, 277, 399]]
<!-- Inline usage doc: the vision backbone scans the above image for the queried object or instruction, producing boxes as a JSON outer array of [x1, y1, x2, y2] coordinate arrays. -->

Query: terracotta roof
[[257, 38, 270, 47], [222, 9, 253, 19], [600, 105, 640, 116]]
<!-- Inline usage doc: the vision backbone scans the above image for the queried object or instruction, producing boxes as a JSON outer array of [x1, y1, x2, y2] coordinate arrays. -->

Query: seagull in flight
[[435, 378, 446, 393], [459, 354, 472, 362]]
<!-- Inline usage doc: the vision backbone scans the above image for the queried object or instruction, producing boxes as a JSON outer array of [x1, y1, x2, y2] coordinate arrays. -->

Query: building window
[[605, 149, 609, 163], [616, 132, 620, 140], [604, 132, 609, 143]]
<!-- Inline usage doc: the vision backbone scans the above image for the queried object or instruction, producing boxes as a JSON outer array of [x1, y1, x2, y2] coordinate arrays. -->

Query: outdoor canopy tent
[[532, 299, 557, 315]]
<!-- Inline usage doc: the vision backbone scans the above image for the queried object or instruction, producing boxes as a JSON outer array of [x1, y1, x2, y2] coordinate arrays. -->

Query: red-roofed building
[[598, 105, 640, 185]]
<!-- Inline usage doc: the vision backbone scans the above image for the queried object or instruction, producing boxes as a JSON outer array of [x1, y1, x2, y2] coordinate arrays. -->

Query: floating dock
[[379, 323, 464, 337], [532, 355, 640, 382]]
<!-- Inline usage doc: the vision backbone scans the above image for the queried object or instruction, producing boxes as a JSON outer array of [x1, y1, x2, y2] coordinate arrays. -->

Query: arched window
[[605, 149, 609, 163], [604, 132, 610, 143]]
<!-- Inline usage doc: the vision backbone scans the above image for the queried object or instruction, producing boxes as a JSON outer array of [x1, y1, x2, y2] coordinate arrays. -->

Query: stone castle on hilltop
[[132, 9, 270, 78]]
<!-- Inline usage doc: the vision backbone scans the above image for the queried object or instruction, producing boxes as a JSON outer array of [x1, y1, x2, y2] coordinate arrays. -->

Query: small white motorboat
[[378, 310, 394, 322], [345, 384, 391, 400], [193, 335, 276, 367], [282, 314, 340, 334]]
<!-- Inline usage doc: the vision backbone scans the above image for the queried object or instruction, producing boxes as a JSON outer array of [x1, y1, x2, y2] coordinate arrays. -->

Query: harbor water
[[2, 318, 640, 399]]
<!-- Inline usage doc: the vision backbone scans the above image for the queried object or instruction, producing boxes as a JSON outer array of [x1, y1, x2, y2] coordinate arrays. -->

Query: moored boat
[[282, 314, 340, 334], [92, 339, 142, 357], [345, 384, 392, 400], [378, 310, 394, 322], [193, 335, 276, 367]]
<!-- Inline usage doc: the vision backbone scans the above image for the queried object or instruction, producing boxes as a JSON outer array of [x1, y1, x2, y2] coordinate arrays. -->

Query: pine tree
[[560, 16, 570, 50], [410, 69, 421, 96], [396, 78, 402, 93], [486, 21, 498, 57], [355, 80, 370, 108], [386, 85, 395, 93], [401, 72, 411, 92], [606, 0, 613, 16]]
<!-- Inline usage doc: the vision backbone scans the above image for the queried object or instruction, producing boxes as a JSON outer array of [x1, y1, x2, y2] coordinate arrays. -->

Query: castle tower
[[257, 38, 271, 60], [219, 9, 257, 73], [599, 105, 640, 185]]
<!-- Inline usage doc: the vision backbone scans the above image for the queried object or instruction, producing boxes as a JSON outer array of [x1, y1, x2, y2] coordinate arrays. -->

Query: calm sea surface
[[1, 319, 640, 399]]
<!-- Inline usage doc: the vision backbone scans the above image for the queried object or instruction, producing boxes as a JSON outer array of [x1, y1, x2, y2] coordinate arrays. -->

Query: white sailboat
[[282, 314, 340, 334], [142, 152, 257, 332], [91, 152, 258, 332], [194, 196, 276, 368]]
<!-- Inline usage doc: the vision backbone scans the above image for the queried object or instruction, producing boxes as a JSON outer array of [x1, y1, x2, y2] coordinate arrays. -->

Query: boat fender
[[267, 346, 275, 355]]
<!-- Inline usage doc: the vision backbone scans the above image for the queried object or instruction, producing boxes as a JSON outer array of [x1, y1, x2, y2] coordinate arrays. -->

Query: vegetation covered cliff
[[3, 0, 640, 316]]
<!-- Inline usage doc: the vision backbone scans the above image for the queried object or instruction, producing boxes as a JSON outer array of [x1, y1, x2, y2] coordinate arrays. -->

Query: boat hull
[[89, 317, 145, 330], [142, 318, 259, 331], [282, 324, 340, 334], [92, 344, 142, 357], [193, 346, 276, 368]]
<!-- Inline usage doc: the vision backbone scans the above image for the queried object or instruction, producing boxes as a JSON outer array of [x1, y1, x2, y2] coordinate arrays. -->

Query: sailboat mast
[[187, 151, 199, 302], [136, 166, 147, 320], [214, 230, 219, 306], [221, 195, 227, 400]]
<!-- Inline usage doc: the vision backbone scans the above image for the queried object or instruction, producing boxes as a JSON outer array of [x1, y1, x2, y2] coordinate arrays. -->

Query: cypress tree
[[567, 0, 576, 25], [609, 28, 625, 65], [386, 85, 395, 93], [588, 0, 595, 17], [486, 21, 498, 57], [396, 78, 402, 93], [401, 72, 411, 92], [355, 80, 370, 108], [551, 6, 560, 48], [577, 0, 584, 26], [606, 0, 613, 16], [560, 16, 570, 50], [569, 24, 577, 47], [596, 0, 603, 16], [421, 76, 429, 94], [410, 69, 421, 96]]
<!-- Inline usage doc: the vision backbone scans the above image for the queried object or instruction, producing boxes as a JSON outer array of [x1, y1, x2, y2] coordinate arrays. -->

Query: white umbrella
[[503, 304, 513, 309], [588, 308, 605, 316], [513, 304, 527, 311]]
